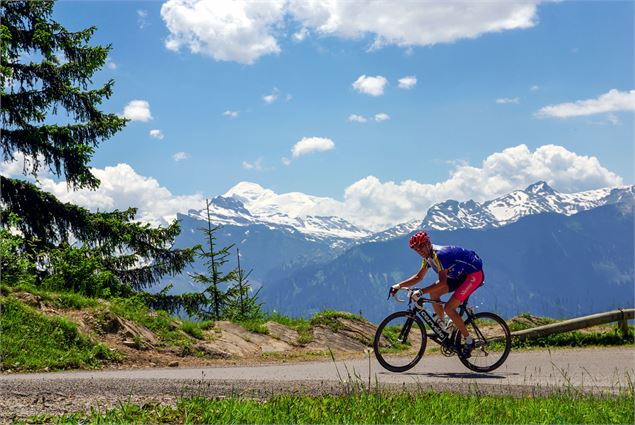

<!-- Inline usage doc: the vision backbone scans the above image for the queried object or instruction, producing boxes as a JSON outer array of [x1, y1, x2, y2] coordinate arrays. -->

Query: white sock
[[465, 336, 474, 345]]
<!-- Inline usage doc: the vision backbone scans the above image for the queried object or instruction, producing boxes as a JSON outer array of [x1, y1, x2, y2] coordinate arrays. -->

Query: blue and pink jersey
[[420, 245, 484, 301], [420, 245, 483, 278]]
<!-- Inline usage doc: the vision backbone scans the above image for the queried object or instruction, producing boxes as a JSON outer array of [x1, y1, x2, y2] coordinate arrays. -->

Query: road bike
[[373, 287, 511, 373]]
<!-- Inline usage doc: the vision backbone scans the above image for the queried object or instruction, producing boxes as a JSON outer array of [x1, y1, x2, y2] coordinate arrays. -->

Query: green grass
[[109, 296, 192, 349], [238, 319, 270, 335], [512, 327, 634, 349], [507, 313, 634, 349], [180, 320, 205, 340], [0, 297, 118, 371], [310, 310, 366, 333], [266, 312, 314, 345], [27, 392, 634, 424], [2, 283, 98, 310]]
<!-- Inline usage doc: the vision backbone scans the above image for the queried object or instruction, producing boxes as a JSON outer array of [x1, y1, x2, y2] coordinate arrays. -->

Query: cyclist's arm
[[394, 265, 427, 289]]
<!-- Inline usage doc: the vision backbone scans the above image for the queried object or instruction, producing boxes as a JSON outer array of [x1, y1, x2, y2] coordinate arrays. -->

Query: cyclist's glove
[[388, 283, 401, 297]]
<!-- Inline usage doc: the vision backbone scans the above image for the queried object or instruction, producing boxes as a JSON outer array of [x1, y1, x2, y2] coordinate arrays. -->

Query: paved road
[[1, 347, 633, 421], [3, 347, 633, 390]]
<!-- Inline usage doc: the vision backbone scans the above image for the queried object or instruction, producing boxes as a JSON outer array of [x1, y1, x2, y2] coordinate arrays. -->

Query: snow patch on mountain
[[187, 185, 371, 240], [421, 181, 634, 231]]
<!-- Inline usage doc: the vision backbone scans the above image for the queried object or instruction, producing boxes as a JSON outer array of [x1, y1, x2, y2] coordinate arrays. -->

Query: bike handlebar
[[389, 287, 444, 305]]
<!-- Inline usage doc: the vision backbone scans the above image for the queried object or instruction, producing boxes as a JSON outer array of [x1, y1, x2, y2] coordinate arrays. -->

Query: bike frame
[[397, 288, 487, 350]]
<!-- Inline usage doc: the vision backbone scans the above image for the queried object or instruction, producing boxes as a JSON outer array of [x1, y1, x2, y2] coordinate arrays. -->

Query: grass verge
[[27, 391, 634, 424], [109, 296, 196, 349], [0, 297, 118, 371]]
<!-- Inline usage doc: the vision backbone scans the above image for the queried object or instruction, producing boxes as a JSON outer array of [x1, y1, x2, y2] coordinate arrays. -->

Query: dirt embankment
[[7, 291, 381, 370]]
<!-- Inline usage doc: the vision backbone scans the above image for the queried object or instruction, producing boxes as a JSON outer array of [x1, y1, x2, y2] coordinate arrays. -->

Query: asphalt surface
[[1, 347, 633, 421]]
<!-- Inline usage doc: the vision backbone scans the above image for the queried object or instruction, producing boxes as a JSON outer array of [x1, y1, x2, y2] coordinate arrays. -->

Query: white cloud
[[149, 129, 164, 140], [263, 88, 279, 104], [0, 160, 204, 226], [348, 114, 367, 123], [160, 1, 543, 64], [242, 157, 265, 171], [122, 100, 153, 122], [160, 0, 285, 65], [291, 137, 335, 158], [293, 27, 309, 42], [173, 152, 189, 161], [531, 85, 540, 91], [289, 1, 541, 49], [398, 76, 417, 90], [223, 110, 239, 118], [352, 75, 387, 96], [496, 97, 520, 104], [2, 144, 622, 231], [536, 89, 635, 118], [106, 56, 117, 70], [374, 113, 390, 122], [137, 9, 148, 29], [281, 157, 291, 166], [338, 144, 623, 230]]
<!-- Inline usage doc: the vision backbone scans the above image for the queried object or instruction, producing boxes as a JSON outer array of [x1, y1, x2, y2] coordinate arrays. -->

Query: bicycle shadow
[[388, 371, 514, 380]]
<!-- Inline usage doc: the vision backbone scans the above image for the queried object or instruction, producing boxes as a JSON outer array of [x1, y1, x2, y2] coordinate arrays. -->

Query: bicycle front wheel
[[457, 311, 511, 372], [373, 310, 427, 372]]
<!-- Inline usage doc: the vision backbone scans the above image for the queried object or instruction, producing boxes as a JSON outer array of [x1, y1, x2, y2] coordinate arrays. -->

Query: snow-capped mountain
[[185, 181, 634, 242], [420, 181, 635, 231], [187, 183, 371, 241]]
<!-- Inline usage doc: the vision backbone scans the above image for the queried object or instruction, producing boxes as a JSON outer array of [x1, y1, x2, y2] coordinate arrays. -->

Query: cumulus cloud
[[242, 157, 265, 171], [106, 56, 117, 70], [289, 1, 541, 49], [173, 152, 189, 161], [348, 114, 367, 123], [0, 160, 204, 226], [352, 75, 387, 96], [160, 1, 543, 64], [2, 144, 622, 231], [281, 157, 292, 166], [496, 97, 520, 104], [536, 89, 635, 118], [122, 100, 153, 122], [291, 137, 335, 158], [263, 88, 279, 104], [374, 113, 390, 122], [398, 76, 417, 89], [338, 144, 623, 229], [223, 110, 239, 118], [160, 0, 285, 64], [149, 129, 164, 140]]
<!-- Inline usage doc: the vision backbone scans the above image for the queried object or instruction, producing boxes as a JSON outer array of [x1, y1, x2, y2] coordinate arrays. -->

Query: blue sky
[[4, 0, 634, 229]]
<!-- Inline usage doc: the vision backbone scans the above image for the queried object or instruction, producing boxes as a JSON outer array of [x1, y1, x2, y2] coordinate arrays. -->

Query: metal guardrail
[[510, 308, 635, 340]]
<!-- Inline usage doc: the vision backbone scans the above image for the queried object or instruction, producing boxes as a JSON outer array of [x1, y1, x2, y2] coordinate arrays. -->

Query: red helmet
[[409, 231, 430, 250]]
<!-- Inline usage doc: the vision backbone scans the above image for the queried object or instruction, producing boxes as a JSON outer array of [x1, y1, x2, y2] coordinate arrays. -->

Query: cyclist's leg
[[423, 281, 449, 319], [444, 271, 484, 337]]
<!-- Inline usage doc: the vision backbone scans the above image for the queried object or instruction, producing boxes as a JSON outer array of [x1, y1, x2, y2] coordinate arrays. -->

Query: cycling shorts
[[447, 270, 484, 302]]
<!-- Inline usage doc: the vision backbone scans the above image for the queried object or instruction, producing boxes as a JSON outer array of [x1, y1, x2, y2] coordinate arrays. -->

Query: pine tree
[[225, 248, 262, 321], [0, 1, 194, 293], [191, 199, 236, 320]]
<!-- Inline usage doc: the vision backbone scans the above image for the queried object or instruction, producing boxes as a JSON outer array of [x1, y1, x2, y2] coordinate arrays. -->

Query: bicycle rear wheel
[[457, 311, 511, 372], [373, 310, 427, 372]]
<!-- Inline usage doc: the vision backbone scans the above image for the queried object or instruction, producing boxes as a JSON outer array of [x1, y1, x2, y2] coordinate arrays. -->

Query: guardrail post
[[618, 309, 630, 337]]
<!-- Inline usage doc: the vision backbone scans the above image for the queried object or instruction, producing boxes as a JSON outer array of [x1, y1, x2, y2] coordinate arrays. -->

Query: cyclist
[[389, 231, 484, 355]]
